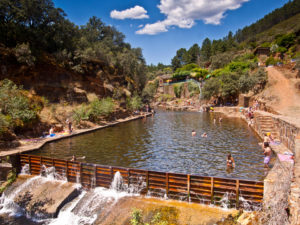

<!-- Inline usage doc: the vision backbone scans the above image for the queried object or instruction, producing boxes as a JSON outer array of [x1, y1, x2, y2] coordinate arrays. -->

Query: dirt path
[[262, 67, 300, 117]]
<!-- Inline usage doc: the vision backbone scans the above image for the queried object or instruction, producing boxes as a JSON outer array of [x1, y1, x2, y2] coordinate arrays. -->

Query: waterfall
[[110, 171, 124, 191]]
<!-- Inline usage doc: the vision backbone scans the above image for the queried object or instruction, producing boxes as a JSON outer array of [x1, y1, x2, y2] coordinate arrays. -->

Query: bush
[[14, 43, 36, 66], [266, 56, 280, 66], [142, 81, 158, 101], [90, 98, 115, 118], [72, 104, 91, 124], [203, 78, 220, 99], [252, 68, 268, 93], [158, 94, 173, 102], [187, 81, 200, 96], [173, 83, 184, 98], [238, 72, 255, 93], [127, 95, 143, 111], [191, 68, 209, 78], [172, 71, 190, 80], [0, 79, 42, 129], [210, 52, 234, 70], [226, 61, 250, 72]]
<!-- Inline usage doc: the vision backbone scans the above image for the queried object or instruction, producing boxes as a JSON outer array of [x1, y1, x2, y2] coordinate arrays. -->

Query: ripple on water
[[34, 111, 265, 180]]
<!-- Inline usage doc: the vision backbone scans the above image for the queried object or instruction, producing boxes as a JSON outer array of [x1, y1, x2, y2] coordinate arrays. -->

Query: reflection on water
[[33, 111, 264, 180]]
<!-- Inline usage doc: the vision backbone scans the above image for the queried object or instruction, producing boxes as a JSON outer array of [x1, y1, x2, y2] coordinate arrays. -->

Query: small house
[[254, 47, 270, 56], [158, 74, 172, 87]]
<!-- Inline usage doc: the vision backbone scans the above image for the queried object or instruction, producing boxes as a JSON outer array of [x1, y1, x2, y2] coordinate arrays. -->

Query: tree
[[171, 48, 187, 70], [200, 38, 212, 61], [186, 44, 201, 64]]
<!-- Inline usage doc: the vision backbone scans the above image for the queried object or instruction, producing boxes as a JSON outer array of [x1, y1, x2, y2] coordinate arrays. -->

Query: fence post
[[236, 179, 240, 209], [127, 169, 130, 187], [211, 177, 214, 204], [187, 174, 191, 202], [79, 163, 82, 185], [166, 173, 169, 198], [40, 156, 42, 174], [94, 166, 97, 187], [146, 171, 149, 194], [29, 155, 32, 174], [110, 167, 114, 183], [66, 161, 69, 182]]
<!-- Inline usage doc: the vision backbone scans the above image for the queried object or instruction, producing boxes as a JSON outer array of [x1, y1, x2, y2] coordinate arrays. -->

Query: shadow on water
[[33, 111, 265, 180]]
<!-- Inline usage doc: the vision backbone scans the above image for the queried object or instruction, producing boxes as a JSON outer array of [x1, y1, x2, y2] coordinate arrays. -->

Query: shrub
[[203, 78, 220, 99], [142, 81, 158, 101], [173, 83, 184, 98], [127, 95, 143, 111], [266, 56, 279, 66], [210, 52, 234, 70], [191, 68, 209, 78], [238, 72, 255, 93], [0, 79, 42, 129], [187, 81, 200, 96], [14, 43, 36, 66], [158, 94, 173, 102], [226, 61, 250, 72], [72, 104, 91, 124], [252, 68, 268, 93], [172, 71, 190, 80], [90, 97, 115, 118]]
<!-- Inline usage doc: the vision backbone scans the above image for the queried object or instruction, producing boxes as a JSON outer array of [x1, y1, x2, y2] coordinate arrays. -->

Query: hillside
[[256, 13, 300, 44]]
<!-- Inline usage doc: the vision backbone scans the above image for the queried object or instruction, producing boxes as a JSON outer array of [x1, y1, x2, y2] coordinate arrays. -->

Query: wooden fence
[[19, 154, 264, 209]]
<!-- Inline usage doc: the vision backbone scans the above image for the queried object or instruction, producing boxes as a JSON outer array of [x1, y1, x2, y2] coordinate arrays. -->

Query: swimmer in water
[[192, 130, 196, 136], [227, 153, 235, 168]]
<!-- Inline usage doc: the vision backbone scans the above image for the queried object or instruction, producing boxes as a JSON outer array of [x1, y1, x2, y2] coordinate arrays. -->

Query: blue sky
[[53, 0, 290, 65]]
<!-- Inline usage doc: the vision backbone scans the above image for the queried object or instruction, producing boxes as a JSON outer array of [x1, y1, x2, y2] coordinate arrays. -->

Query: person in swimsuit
[[192, 130, 196, 136], [264, 143, 271, 168], [227, 153, 235, 168], [263, 133, 270, 149]]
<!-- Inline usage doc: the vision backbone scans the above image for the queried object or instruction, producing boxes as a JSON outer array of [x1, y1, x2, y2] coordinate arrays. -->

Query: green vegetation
[[0, 0, 147, 94], [72, 97, 115, 124], [0, 168, 17, 194], [203, 68, 267, 102], [127, 95, 143, 111], [142, 80, 159, 102], [130, 207, 177, 225], [0, 79, 44, 135], [187, 81, 200, 97], [173, 83, 184, 98]]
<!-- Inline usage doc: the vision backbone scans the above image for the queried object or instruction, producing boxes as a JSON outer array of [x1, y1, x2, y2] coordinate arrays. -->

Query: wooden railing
[[19, 154, 264, 209]]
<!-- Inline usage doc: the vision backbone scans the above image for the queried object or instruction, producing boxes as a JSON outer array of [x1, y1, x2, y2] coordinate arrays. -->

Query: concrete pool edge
[[215, 107, 300, 224]]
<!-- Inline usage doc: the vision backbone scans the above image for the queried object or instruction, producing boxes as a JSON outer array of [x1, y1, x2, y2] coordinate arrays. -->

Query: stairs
[[255, 115, 280, 139]]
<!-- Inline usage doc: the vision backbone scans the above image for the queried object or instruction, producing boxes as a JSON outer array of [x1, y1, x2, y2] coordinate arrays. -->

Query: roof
[[159, 74, 172, 80]]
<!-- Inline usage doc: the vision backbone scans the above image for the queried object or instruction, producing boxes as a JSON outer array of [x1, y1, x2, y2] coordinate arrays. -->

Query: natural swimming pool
[[32, 110, 265, 180]]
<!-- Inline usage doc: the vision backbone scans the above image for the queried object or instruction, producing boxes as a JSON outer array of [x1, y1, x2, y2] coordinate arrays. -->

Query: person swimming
[[227, 153, 235, 168], [192, 130, 196, 136]]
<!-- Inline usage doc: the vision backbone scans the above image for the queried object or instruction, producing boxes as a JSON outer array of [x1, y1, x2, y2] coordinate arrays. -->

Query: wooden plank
[[211, 177, 214, 204], [166, 173, 169, 198]]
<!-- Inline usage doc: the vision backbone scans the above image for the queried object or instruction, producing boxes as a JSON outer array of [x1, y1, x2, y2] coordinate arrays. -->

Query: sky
[[53, 0, 290, 65]]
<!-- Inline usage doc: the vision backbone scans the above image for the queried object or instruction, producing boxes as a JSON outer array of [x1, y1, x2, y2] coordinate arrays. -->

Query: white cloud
[[136, 0, 249, 35], [110, 5, 149, 20]]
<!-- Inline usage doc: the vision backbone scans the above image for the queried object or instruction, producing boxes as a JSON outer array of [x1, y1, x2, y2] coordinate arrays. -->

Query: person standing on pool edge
[[227, 153, 235, 168]]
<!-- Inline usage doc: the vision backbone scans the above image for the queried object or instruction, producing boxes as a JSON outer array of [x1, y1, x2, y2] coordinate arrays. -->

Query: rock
[[237, 212, 260, 225]]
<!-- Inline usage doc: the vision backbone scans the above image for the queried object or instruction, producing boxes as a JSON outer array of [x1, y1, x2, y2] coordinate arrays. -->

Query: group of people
[[46, 119, 73, 138]]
